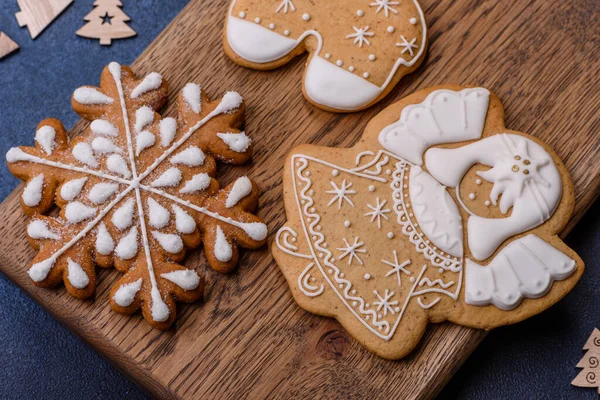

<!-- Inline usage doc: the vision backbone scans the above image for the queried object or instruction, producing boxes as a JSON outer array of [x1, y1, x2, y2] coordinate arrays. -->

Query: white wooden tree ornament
[[15, 0, 73, 39], [76, 0, 137, 46]]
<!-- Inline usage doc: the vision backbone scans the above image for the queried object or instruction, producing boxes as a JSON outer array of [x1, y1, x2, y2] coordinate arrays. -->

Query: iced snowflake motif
[[382, 250, 411, 285], [346, 26, 375, 47], [365, 197, 390, 228], [337, 236, 367, 265], [6, 62, 267, 328], [370, 0, 400, 17], [373, 289, 399, 316], [276, 0, 295, 14], [396, 35, 418, 56], [477, 136, 550, 214], [326, 179, 356, 208]]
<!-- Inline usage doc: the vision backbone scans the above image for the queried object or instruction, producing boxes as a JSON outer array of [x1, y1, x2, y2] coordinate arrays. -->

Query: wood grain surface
[[1, 0, 599, 398]]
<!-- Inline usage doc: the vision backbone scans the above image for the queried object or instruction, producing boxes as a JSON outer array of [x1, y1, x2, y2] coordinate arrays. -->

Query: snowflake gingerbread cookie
[[6, 62, 267, 329], [274, 85, 584, 359], [224, 0, 427, 112]]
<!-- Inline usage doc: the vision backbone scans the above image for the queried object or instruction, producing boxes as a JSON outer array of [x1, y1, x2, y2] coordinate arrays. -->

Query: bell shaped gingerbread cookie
[[273, 85, 584, 359], [224, 0, 427, 112]]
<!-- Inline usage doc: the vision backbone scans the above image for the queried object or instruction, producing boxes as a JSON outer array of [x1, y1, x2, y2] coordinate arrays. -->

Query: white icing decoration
[[364, 197, 391, 228], [130, 72, 163, 98], [72, 143, 98, 167], [302, 13, 310, 21], [35, 126, 56, 155], [60, 178, 88, 201], [151, 230, 183, 253], [409, 166, 463, 257], [161, 270, 200, 290], [27, 219, 61, 240], [88, 182, 119, 204], [213, 91, 243, 114], [151, 167, 182, 187], [426, 134, 561, 260], [6, 147, 34, 163], [172, 205, 196, 234], [28, 258, 55, 282], [73, 87, 113, 105], [225, 0, 427, 110], [92, 137, 123, 154], [114, 226, 138, 259], [151, 287, 170, 322], [112, 198, 135, 230], [170, 146, 205, 166], [179, 173, 211, 194], [65, 202, 97, 223], [387, 26, 395, 33], [226, 176, 252, 208], [214, 226, 233, 262], [135, 106, 154, 133], [382, 251, 411, 285], [217, 132, 251, 153], [106, 154, 131, 178], [147, 198, 170, 229], [410, 17, 418, 25], [326, 179, 356, 208], [95, 222, 114, 255], [357, 10, 364, 17], [465, 234, 576, 310], [396, 35, 418, 56], [373, 289, 399, 316], [22, 174, 44, 207], [276, 0, 295, 13], [370, 0, 400, 17], [379, 88, 490, 165], [182, 83, 202, 114], [67, 258, 89, 289], [136, 131, 156, 156], [90, 120, 118, 137], [337, 237, 366, 265], [113, 278, 142, 307], [346, 26, 374, 47], [159, 118, 177, 147]]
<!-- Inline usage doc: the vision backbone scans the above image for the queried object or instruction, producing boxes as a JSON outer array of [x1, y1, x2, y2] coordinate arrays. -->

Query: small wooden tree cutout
[[15, 0, 73, 39], [572, 328, 600, 394], [0, 33, 19, 60], [76, 0, 136, 46]]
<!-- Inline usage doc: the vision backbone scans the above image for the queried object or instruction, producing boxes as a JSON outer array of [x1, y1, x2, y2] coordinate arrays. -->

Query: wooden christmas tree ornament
[[0, 33, 19, 60], [15, 0, 73, 39], [76, 0, 136, 46], [572, 328, 600, 394]]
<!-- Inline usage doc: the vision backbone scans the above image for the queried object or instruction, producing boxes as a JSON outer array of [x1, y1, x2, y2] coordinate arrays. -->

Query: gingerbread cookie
[[273, 85, 583, 359], [6, 62, 268, 329], [224, 0, 427, 112]]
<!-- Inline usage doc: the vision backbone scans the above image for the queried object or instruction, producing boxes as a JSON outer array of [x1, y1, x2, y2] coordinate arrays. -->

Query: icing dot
[[302, 13, 311, 21], [352, 301, 358, 306], [385, 169, 391, 175], [339, 284, 344, 289], [365, 316, 370, 320], [319, 253, 324, 258], [410, 277, 415, 282], [332, 169, 339, 176], [357, 10, 364, 16], [239, 11, 246, 18], [351, 289, 356, 295], [305, 171, 310, 176], [369, 54, 376, 61], [340, 272, 345, 278], [387, 232, 394, 239], [368, 185, 375, 192], [349, 66, 355, 72], [439, 268, 444, 274], [328, 269, 333, 274], [363, 72, 370, 78], [310, 207, 316, 213], [254, 17, 261, 23], [311, 277, 316, 282], [344, 220, 351, 228], [475, 179, 482, 185], [469, 193, 476, 200], [387, 26, 395, 33], [394, 307, 400, 313], [325, 53, 331, 59], [364, 273, 371, 280], [485, 200, 491, 206], [336, 60, 343, 67], [284, 30, 290, 36], [269, 23, 275, 29], [410, 17, 417, 25]]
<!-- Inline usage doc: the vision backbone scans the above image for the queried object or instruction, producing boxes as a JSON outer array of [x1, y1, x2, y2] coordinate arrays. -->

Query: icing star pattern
[[382, 251, 411, 285], [326, 179, 356, 208], [396, 35, 418, 57], [370, 0, 400, 17], [276, 0, 295, 14], [346, 26, 375, 47], [337, 236, 367, 265], [365, 197, 391, 228], [373, 289, 399, 316]]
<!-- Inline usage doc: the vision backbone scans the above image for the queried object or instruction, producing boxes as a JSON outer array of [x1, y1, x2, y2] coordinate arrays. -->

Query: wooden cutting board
[[1, 0, 599, 398]]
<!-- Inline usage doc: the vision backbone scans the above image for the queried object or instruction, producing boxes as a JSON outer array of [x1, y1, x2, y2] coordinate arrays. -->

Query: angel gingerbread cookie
[[273, 85, 584, 359], [6, 62, 268, 329], [224, 0, 427, 112]]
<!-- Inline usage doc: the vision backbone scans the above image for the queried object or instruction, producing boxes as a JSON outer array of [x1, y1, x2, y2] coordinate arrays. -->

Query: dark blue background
[[0, 1, 597, 399]]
